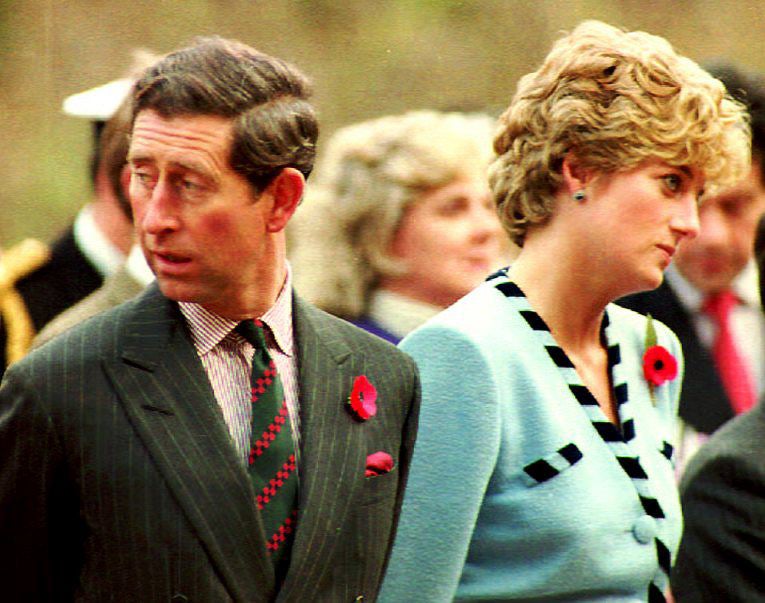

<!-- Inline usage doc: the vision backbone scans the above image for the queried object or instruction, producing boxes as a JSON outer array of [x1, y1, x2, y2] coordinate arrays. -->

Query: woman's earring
[[572, 190, 587, 202]]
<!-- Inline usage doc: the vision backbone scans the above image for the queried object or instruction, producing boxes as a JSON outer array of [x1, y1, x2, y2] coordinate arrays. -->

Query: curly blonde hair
[[290, 110, 495, 319], [489, 20, 751, 246]]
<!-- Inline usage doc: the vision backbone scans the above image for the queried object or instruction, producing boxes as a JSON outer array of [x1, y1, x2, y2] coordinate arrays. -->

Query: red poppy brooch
[[348, 375, 378, 421], [642, 315, 678, 404]]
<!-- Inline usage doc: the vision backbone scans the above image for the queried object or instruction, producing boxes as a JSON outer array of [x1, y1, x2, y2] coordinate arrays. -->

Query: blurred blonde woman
[[379, 21, 749, 602], [290, 110, 507, 343]]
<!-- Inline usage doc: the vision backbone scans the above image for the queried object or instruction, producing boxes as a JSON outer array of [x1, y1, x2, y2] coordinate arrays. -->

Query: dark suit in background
[[0, 227, 103, 369], [33, 248, 151, 347], [671, 395, 765, 602], [619, 281, 734, 434], [669, 206, 765, 601]]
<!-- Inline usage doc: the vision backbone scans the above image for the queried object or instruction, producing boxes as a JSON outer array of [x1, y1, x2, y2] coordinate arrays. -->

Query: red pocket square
[[365, 451, 394, 477]]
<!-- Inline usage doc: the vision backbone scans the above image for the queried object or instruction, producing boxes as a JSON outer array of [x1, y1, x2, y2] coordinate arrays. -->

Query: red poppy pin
[[642, 314, 678, 404], [365, 451, 393, 477], [348, 375, 378, 421]]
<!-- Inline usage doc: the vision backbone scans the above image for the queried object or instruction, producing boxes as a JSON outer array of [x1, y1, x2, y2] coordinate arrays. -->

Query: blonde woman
[[290, 110, 506, 343], [380, 21, 749, 602]]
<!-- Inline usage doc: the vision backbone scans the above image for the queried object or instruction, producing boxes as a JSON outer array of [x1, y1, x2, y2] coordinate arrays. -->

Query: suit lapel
[[103, 286, 276, 602], [278, 296, 366, 598]]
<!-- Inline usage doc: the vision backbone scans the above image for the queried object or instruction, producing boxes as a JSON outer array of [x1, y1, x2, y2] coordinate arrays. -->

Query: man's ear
[[561, 152, 594, 195], [265, 168, 305, 233]]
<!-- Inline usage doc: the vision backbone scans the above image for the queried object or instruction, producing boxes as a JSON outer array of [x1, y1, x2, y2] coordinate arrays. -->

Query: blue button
[[632, 515, 656, 544]]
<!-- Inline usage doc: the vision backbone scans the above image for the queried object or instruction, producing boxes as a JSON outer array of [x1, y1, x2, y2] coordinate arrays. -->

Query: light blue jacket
[[380, 276, 683, 602]]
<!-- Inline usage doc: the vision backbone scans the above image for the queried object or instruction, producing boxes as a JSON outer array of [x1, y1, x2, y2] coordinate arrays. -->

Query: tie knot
[[236, 319, 268, 349], [703, 290, 738, 321]]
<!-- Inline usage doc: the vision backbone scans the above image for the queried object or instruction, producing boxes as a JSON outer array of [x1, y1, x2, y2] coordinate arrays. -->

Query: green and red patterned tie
[[237, 319, 298, 576]]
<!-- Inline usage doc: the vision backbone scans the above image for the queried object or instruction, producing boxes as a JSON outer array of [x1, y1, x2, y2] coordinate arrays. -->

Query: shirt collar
[[666, 259, 761, 311], [367, 289, 442, 340], [179, 263, 295, 357], [73, 203, 126, 277], [125, 244, 155, 287], [733, 259, 761, 308]]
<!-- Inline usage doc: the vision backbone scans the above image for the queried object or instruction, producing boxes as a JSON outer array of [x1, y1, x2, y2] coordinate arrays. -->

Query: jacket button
[[632, 515, 656, 544]]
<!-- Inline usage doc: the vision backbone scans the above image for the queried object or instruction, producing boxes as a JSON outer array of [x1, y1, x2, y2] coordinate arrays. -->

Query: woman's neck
[[512, 236, 620, 424], [510, 235, 609, 355]]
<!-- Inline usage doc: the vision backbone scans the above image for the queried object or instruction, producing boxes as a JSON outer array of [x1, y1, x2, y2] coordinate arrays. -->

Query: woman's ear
[[265, 168, 305, 232], [561, 153, 593, 197]]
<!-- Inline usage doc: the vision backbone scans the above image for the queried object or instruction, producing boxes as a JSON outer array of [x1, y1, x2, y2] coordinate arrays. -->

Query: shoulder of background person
[[33, 266, 146, 348], [14, 227, 104, 330], [0, 238, 51, 366]]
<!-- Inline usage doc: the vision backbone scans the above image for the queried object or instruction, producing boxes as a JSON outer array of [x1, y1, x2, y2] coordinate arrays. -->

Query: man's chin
[[676, 261, 742, 293], [687, 272, 736, 295], [156, 279, 201, 304]]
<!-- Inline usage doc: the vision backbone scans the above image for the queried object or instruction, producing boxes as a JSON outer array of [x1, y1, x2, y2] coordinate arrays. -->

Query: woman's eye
[[662, 174, 681, 192], [438, 197, 468, 216]]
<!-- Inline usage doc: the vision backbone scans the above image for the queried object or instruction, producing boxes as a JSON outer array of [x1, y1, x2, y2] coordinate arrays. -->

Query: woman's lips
[[656, 244, 676, 266]]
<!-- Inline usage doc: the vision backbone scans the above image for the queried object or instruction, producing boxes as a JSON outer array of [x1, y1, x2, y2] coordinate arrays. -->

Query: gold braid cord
[[0, 239, 51, 365]]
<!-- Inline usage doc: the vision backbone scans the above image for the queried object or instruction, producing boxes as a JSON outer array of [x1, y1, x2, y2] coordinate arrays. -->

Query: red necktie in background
[[703, 290, 757, 414]]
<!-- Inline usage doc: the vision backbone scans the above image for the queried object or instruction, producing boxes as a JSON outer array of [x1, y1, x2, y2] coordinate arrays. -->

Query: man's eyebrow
[[126, 152, 149, 165], [171, 160, 220, 185], [125, 155, 214, 178]]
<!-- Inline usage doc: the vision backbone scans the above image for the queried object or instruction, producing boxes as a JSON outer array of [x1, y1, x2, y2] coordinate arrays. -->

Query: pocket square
[[365, 451, 394, 477]]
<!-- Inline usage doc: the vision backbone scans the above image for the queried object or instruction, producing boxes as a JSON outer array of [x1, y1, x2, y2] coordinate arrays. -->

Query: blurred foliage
[[2, 0, 765, 243]]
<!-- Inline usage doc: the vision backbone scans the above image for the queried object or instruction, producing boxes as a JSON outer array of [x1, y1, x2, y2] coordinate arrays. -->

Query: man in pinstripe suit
[[0, 37, 419, 602]]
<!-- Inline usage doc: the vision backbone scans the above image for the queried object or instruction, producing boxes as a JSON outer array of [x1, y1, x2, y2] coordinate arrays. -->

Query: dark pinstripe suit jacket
[[0, 284, 420, 602]]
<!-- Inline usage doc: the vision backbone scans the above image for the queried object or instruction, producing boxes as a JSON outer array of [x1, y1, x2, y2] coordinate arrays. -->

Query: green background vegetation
[[2, 0, 765, 244]]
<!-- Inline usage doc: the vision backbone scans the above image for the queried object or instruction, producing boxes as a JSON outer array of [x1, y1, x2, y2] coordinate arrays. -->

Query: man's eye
[[179, 177, 209, 195], [133, 171, 153, 185]]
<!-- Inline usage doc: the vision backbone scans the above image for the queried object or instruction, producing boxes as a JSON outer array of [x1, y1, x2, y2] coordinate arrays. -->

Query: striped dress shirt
[[179, 271, 300, 469]]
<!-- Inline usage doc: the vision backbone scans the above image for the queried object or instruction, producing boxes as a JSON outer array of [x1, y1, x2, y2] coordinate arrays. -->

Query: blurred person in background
[[619, 63, 765, 473], [33, 88, 157, 347], [379, 20, 749, 602], [290, 110, 507, 344], [0, 52, 154, 372], [671, 215, 765, 602]]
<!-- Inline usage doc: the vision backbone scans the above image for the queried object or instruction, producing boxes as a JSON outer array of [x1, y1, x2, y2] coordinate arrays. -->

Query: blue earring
[[573, 190, 587, 202]]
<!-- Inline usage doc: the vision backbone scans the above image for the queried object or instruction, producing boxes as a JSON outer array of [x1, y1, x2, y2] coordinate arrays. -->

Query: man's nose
[[140, 181, 181, 234]]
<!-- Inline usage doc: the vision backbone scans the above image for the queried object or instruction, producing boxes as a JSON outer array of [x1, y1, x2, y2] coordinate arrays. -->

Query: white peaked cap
[[61, 78, 133, 120]]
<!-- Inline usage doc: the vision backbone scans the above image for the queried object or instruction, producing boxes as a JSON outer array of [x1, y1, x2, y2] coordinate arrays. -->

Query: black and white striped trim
[[522, 442, 583, 486], [497, 278, 671, 601]]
